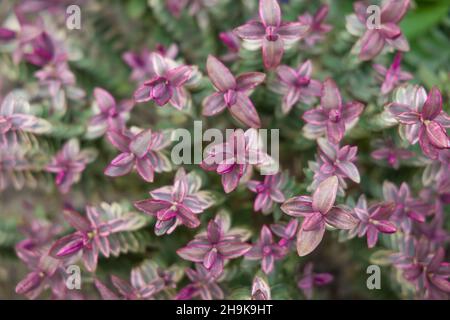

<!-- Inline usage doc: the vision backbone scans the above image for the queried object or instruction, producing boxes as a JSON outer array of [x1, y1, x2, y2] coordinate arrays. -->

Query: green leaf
[[401, 2, 450, 39], [127, 0, 147, 18]]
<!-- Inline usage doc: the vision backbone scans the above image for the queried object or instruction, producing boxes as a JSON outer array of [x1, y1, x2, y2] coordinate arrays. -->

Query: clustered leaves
[[0, 0, 449, 300]]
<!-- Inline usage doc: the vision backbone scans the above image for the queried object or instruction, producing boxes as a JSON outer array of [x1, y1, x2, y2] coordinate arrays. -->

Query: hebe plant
[[0, 0, 449, 300]]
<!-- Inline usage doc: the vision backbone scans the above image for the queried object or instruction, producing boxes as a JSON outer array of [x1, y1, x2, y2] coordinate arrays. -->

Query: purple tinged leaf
[[276, 65, 297, 85], [380, 0, 410, 23], [422, 87, 442, 120], [236, 72, 266, 92], [63, 139, 80, 159], [315, 5, 329, 24], [177, 244, 211, 263], [221, 167, 241, 193], [0, 28, 16, 40], [428, 248, 445, 272], [251, 276, 271, 300], [338, 145, 358, 161], [166, 65, 192, 87], [229, 93, 261, 128], [246, 246, 264, 260], [429, 276, 450, 293], [94, 88, 115, 111], [217, 163, 235, 175], [336, 161, 360, 183], [15, 272, 42, 296], [262, 38, 283, 69], [49, 233, 85, 258], [94, 279, 119, 300], [130, 129, 153, 158], [373, 63, 387, 76], [403, 265, 423, 281], [359, 30, 385, 61], [136, 157, 155, 182], [217, 242, 251, 259], [202, 93, 227, 116], [297, 60, 312, 77], [96, 235, 111, 257], [342, 101, 364, 123], [298, 262, 333, 299], [134, 85, 152, 103], [326, 119, 344, 143], [152, 80, 173, 106], [134, 199, 171, 215], [436, 111, 450, 128], [104, 160, 134, 177], [157, 208, 177, 221], [314, 273, 334, 285], [296, 223, 325, 257], [302, 212, 325, 231], [107, 130, 130, 153], [374, 220, 397, 233], [278, 22, 308, 40], [380, 22, 401, 39], [259, 0, 281, 27], [387, 104, 419, 124], [302, 108, 328, 124], [321, 79, 342, 110], [424, 121, 449, 149], [261, 225, 273, 245], [254, 193, 272, 212], [83, 246, 99, 272], [396, 112, 420, 125], [282, 88, 301, 113], [317, 138, 337, 160], [303, 79, 322, 97], [419, 128, 439, 159], [203, 248, 218, 269], [281, 196, 314, 217], [233, 21, 266, 40], [219, 31, 240, 52], [122, 51, 142, 69], [285, 219, 299, 238], [325, 207, 357, 229], [386, 34, 409, 52], [149, 53, 166, 76], [173, 176, 188, 203], [270, 189, 285, 203], [63, 208, 91, 232], [169, 86, 187, 110], [110, 152, 134, 167], [8, 114, 38, 132], [262, 255, 274, 274], [223, 90, 238, 107], [366, 226, 378, 248], [177, 205, 200, 229], [207, 221, 222, 243], [110, 275, 134, 297], [312, 175, 338, 213], [206, 55, 236, 91]]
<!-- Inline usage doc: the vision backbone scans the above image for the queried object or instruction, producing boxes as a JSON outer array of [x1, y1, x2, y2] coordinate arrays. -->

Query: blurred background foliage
[[0, 0, 449, 299]]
